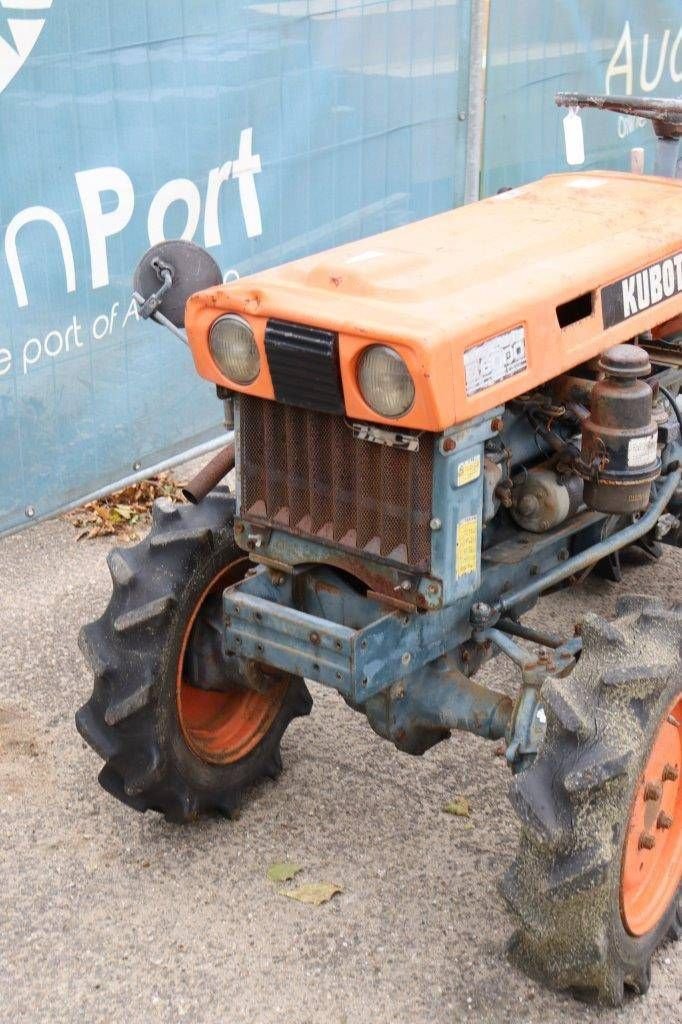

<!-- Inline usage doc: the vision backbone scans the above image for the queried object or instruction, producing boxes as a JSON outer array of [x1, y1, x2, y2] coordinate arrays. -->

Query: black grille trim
[[238, 395, 433, 570], [264, 318, 345, 414]]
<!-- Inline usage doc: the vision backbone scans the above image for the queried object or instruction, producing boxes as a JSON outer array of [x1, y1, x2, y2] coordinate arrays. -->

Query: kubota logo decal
[[0, 0, 52, 95], [602, 251, 682, 328]]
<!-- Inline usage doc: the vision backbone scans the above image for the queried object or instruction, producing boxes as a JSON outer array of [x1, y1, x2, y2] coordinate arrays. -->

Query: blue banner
[[0, 0, 471, 534]]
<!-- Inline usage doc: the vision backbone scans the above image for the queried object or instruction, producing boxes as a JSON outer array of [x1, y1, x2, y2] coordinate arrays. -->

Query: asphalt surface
[[1, 481, 680, 1023]]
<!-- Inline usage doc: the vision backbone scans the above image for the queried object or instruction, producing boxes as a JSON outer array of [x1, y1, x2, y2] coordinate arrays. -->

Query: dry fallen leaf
[[267, 862, 302, 884], [64, 472, 186, 541], [282, 883, 342, 906], [442, 797, 471, 817]]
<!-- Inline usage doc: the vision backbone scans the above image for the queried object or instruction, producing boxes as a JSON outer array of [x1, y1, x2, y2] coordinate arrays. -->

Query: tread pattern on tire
[[502, 595, 681, 1005], [76, 487, 311, 823]]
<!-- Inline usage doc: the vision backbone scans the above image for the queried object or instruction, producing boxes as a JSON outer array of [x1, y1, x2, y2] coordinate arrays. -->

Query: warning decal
[[456, 455, 481, 487], [463, 327, 527, 396], [456, 515, 478, 578]]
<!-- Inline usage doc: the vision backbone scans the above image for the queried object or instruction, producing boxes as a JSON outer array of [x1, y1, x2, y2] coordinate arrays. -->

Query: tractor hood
[[185, 171, 682, 431]]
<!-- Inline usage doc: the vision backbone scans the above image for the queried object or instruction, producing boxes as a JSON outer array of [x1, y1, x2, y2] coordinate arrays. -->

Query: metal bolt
[[518, 495, 539, 517], [234, 522, 244, 534], [657, 811, 673, 830], [427, 583, 439, 595], [557, 549, 569, 561], [24, 506, 35, 518], [394, 683, 406, 699], [471, 601, 492, 626], [309, 631, 320, 646], [644, 781, 662, 802], [401, 652, 411, 666], [491, 417, 504, 432], [639, 832, 656, 850], [133, 461, 142, 471], [443, 437, 456, 452], [662, 763, 679, 782], [458, 111, 466, 121], [430, 517, 442, 531]]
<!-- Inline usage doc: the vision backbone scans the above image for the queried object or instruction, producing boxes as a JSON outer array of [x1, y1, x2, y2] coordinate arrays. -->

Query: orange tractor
[[78, 94, 681, 1003]]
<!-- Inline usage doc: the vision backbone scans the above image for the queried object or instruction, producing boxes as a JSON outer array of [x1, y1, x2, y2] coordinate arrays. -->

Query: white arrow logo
[[0, 1, 53, 95]]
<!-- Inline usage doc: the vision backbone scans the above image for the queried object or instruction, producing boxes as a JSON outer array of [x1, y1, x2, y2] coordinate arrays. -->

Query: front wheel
[[76, 488, 311, 822], [502, 596, 681, 1005]]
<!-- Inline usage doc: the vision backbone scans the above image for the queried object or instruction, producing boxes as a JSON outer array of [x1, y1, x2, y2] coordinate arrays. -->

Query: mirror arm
[[133, 290, 189, 346]]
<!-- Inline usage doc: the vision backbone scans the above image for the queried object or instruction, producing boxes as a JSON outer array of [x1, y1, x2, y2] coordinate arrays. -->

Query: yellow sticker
[[457, 455, 481, 487], [456, 516, 478, 578]]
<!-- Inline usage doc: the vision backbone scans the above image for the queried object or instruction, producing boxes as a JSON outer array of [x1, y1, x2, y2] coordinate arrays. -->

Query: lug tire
[[76, 487, 311, 823], [502, 595, 681, 1005]]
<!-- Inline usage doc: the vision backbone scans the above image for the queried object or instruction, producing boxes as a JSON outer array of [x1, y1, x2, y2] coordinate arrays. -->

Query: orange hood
[[186, 171, 682, 431]]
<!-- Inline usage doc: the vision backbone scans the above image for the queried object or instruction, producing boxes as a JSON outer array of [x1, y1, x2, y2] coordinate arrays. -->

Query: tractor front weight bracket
[[220, 560, 582, 764]]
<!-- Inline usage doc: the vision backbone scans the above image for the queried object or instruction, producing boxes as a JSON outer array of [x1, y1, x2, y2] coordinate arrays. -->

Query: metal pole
[[4, 432, 234, 539], [463, 0, 490, 204]]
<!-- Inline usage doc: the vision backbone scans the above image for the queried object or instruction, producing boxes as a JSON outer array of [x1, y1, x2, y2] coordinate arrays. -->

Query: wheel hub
[[176, 560, 289, 765], [621, 694, 682, 936]]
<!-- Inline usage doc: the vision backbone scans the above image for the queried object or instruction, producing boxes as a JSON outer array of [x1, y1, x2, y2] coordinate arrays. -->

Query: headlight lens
[[208, 315, 260, 384], [357, 345, 415, 418]]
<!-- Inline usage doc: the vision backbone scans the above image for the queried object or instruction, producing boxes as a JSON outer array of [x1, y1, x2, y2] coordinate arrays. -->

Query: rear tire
[[502, 596, 681, 1005], [76, 487, 311, 822]]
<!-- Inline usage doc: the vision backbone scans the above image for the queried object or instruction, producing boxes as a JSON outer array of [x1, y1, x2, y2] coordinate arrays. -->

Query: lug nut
[[644, 781, 662, 802], [639, 832, 656, 850], [657, 811, 673, 830], [662, 763, 679, 782]]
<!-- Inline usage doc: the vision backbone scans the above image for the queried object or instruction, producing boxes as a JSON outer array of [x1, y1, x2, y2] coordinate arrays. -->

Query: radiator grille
[[238, 395, 433, 570]]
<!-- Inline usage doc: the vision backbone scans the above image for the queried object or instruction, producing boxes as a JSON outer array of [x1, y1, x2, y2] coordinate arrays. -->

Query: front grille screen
[[238, 395, 433, 570]]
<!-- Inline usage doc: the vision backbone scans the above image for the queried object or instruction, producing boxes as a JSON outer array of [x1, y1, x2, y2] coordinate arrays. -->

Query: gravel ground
[[1, 480, 680, 1024]]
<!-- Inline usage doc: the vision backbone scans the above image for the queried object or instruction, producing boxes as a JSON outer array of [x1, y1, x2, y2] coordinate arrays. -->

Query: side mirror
[[133, 239, 223, 329]]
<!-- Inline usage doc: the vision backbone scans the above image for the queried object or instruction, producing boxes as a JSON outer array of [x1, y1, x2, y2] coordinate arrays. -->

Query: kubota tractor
[[77, 94, 682, 1004]]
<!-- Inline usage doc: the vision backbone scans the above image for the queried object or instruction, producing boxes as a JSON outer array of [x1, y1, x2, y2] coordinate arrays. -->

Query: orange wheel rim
[[621, 693, 682, 936], [176, 560, 288, 765]]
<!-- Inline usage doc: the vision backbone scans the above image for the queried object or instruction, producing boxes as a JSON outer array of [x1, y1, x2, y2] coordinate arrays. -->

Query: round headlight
[[209, 315, 260, 384], [357, 345, 415, 418]]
